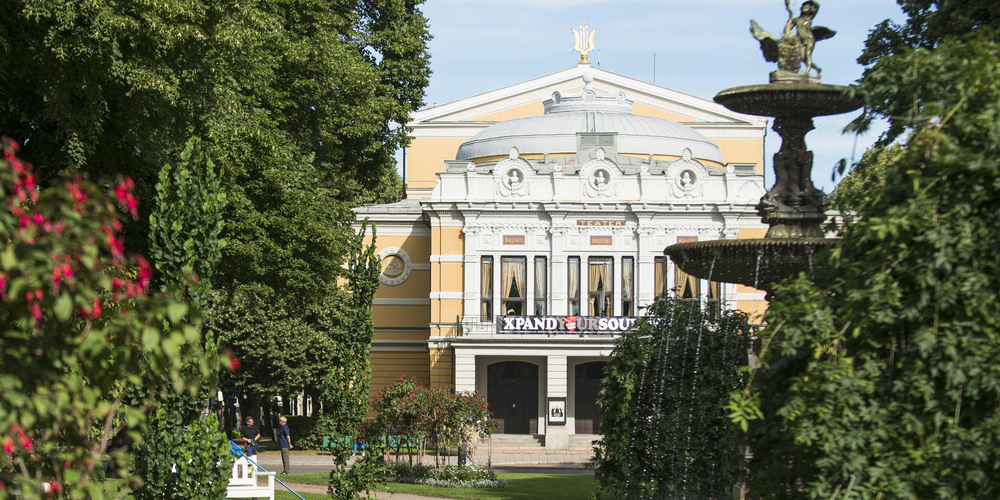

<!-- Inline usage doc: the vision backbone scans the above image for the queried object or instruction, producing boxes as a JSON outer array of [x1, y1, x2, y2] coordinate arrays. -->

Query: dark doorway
[[575, 361, 607, 434], [487, 362, 539, 434]]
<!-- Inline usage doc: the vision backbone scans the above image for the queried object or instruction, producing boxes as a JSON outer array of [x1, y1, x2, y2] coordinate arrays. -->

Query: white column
[[462, 227, 480, 318], [454, 351, 476, 393], [550, 227, 567, 315], [636, 226, 656, 306], [545, 355, 569, 449]]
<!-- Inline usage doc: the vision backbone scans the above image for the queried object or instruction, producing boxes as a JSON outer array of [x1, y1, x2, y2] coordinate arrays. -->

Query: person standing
[[239, 416, 260, 459], [271, 409, 281, 442], [277, 416, 293, 474]]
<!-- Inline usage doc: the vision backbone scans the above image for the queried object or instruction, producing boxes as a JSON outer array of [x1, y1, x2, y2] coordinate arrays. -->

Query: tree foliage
[[0, 139, 224, 498], [592, 297, 752, 500], [828, 143, 903, 213], [322, 220, 383, 499], [133, 136, 232, 499], [1, 0, 432, 406], [148, 137, 226, 308], [736, 10, 1000, 497], [852, 0, 1000, 139]]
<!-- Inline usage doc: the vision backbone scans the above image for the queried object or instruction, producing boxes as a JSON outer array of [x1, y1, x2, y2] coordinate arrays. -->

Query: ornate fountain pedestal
[[716, 83, 861, 239], [665, 83, 861, 290]]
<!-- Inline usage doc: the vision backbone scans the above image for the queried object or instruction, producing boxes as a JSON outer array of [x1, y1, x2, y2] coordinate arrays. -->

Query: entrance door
[[575, 362, 607, 434], [487, 362, 539, 434]]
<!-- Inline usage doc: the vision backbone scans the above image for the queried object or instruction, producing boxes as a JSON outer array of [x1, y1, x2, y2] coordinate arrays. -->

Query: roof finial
[[572, 22, 596, 65]]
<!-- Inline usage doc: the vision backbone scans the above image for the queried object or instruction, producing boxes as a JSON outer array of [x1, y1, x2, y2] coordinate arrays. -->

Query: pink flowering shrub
[[0, 138, 224, 498], [371, 376, 497, 467]]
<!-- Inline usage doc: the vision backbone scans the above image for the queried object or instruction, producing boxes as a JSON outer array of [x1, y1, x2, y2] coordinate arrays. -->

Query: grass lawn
[[276, 472, 596, 500], [101, 470, 596, 499]]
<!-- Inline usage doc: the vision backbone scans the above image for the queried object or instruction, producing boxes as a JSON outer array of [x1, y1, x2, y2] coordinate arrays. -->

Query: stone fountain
[[665, 0, 861, 291]]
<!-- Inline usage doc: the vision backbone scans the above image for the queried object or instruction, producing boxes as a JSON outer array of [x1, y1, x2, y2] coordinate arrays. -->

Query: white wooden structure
[[226, 456, 275, 499]]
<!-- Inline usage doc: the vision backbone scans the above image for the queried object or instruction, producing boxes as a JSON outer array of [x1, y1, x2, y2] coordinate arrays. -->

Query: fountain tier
[[666, 238, 835, 291]]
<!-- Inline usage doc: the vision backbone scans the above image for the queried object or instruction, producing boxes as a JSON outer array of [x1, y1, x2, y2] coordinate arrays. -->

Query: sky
[[415, 0, 907, 192]]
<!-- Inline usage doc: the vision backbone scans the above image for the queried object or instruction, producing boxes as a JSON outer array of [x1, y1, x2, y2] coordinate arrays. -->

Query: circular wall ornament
[[378, 247, 412, 286]]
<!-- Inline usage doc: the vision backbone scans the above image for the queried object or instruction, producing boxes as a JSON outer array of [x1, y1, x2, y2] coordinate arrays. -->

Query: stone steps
[[483, 433, 599, 451]]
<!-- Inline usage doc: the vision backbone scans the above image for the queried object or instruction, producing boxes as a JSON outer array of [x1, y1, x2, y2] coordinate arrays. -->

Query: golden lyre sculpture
[[750, 0, 835, 82], [572, 22, 596, 64]]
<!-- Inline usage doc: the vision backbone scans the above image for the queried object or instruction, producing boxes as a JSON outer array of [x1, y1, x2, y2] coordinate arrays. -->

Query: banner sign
[[576, 220, 625, 226], [496, 315, 639, 335]]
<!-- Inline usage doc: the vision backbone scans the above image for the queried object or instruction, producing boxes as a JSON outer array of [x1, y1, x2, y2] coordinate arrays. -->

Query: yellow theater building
[[354, 51, 769, 447]]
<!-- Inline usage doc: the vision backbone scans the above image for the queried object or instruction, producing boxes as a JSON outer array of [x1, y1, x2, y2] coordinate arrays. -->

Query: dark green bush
[[284, 415, 322, 449]]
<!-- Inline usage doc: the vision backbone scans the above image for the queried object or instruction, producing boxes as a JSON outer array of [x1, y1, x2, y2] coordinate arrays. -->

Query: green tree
[[853, 0, 1000, 139], [147, 137, 226, 308], [0, 139, 225, 498], [133, 137, 232, 499], [592, 297, 752, 500], [1, 0, 432, 410], [322, 220, 384, 499], [828, 144, 903, 213], [734, 8, 1000, 497]]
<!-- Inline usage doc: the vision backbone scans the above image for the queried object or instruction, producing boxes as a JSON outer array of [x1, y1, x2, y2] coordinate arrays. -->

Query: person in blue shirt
[[278, 416, 293, 474]]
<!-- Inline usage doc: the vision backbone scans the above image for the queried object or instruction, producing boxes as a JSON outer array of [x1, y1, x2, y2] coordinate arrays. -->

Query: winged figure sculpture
[[751, 0, 835, 80]]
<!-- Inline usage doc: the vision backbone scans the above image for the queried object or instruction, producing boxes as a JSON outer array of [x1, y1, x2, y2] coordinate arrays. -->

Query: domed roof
[[455, 75, 723, 163]]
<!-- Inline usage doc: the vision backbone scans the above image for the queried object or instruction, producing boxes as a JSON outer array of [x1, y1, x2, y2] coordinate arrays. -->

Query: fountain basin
[[664, 238, 836, 290], [714, 83, 861, 118]]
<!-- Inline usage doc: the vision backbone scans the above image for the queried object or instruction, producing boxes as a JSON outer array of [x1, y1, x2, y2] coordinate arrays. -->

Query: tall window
[[707, 280, 721, 318], [676, 265, 700, 299], [588, 257, 613, 316], [481, 257, 493, 320], [675, 236, 699, 301], [654, 256, 669, 299], [622, 257, 634, 316], [501, 257, 526, 315], [568, 256, 581, 315], [534, 256, 547, 315]]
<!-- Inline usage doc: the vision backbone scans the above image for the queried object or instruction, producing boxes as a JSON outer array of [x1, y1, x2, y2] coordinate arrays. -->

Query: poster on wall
[[547, 397, 566, 426]]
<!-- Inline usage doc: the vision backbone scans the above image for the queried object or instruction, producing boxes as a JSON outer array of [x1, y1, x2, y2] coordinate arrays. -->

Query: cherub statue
[[750, 0, 835, 81]]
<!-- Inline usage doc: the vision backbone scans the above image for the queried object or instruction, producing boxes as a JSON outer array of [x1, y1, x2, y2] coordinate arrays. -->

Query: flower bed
[[384, 463, 507, 489]]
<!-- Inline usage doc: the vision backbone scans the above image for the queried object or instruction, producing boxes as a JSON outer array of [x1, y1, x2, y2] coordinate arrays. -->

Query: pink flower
[[136, 257, 152, 293], [13, 425, 31, 453], [3, 436, 13, 455]]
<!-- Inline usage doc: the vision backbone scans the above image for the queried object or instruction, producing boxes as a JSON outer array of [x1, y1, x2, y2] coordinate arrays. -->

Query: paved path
[[277, 481, 449, 500], [253, 449, 593, 472]]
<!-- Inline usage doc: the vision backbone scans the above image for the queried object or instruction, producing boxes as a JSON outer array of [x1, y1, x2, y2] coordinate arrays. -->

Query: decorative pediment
[[581, 149, 621, 198], [495, 147, 533, 197], [667, 148, 709, 199]]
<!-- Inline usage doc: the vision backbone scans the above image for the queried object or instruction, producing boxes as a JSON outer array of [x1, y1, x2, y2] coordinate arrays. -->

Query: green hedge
[[284, 415, 322, 449]]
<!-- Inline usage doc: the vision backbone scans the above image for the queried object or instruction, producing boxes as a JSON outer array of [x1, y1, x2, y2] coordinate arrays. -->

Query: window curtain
[[502, 258, 525, 314], [568, 259, 580, 301], [481, 259, 493, 318], [568, 257, 580, 315], [534, 257, 547, 315], [589, 260, 609, 316], [676, 265, 698, 299], [654, 258, 666, 297], [622, 258, 634, 315]]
